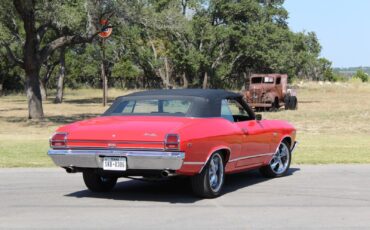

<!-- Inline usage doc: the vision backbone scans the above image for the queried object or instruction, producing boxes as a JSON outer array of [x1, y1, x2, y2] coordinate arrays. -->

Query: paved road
[[0, 165, 370, 229]]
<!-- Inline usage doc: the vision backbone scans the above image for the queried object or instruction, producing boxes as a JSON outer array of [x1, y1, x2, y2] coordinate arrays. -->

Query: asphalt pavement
[[0, 165, 369, 229]]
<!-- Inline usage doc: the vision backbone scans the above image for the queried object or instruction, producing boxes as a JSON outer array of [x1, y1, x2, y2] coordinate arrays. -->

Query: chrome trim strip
[[183, 161, 205, 165], [228, 153, 274, 163], [57, 147, 165, 151], [67, 140, 164, 145]]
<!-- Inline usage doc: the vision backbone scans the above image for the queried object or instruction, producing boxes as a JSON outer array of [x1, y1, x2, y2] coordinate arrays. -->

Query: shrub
[[353, 69, 369, 82]]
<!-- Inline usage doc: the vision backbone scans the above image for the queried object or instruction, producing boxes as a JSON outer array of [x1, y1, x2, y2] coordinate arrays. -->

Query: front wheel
[[260, 141, 291, 178], [191, 152, 225, 198], [83, 170, 117, 192]]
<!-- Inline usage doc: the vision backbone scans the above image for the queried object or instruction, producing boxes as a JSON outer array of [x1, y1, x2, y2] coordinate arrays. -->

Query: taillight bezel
[[49, 132, 68, 148], [164, 134, 180, 151]]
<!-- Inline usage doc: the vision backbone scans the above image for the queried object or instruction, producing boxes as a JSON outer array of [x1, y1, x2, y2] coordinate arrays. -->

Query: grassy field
[[0, 83, 369, 167]]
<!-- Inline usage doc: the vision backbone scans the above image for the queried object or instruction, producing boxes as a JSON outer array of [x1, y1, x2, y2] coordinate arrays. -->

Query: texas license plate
[[103, 157, 127, 171]]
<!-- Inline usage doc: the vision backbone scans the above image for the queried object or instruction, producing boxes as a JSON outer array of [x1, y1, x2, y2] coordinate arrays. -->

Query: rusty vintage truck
[[242, 74, 298, 111]]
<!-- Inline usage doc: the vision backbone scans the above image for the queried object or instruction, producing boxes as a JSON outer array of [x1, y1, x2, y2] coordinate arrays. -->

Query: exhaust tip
[[65, 167, 76, 173], [161, 170, 169, 177]]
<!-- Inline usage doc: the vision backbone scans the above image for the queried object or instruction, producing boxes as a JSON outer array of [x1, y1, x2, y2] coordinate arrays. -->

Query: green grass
[[0, 140, 52, 167], [293, 133, 370, 164], [0, 83, 369, 167]]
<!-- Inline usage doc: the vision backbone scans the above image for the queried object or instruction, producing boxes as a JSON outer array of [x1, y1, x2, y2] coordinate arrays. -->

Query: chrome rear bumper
[[48, 149, 185, 170]]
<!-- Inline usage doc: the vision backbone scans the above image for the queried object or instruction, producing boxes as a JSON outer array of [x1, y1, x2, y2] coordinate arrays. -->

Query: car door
[[221, 99, 271, 167]]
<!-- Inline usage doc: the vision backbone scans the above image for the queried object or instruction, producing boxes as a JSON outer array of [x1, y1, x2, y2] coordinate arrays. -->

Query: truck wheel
[[290, 96, 298, 110], [284, 96, 290, 110], [270, 98, 279, 112], [83, 170, 117, 192], [191, 152, 225, 198]]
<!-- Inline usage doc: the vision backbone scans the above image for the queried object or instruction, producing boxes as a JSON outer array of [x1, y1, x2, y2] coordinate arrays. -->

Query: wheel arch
[[199, 146, 231, 173], [280, 135, 292, 149]]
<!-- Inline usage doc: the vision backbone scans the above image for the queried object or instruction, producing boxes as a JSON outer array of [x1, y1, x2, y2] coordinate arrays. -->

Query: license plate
[[103, 157, 127, 171]]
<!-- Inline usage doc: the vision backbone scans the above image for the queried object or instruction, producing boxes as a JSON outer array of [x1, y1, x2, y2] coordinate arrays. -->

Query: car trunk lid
[[60, 116, 196, 150]]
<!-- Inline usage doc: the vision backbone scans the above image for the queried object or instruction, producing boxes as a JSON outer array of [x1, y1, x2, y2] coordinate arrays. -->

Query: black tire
[[288, 96, 297, 110], [270, 98, 279, 112], [191, 152, 225, 198], [291, 96, 298, 110], [284, 96, 291, 110], [83, 170, 117, 192], [260, 141, 291, 178]]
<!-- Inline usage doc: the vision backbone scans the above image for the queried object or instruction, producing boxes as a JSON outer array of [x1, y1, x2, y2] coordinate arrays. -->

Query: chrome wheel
[[191, 152, 225, 198], [270, 142, 290, 174], [208, 154, 224, 192]]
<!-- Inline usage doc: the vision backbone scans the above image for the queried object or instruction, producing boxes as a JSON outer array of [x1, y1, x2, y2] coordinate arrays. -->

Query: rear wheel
[[191, 152, 225, 198], [83, 170, 117, 192], [260, 141, 291, 178], [290, 96, 298, 110], [285, 96, 298, 110]]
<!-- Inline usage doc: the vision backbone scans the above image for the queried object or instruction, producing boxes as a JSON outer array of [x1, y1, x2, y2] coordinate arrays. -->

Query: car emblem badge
[[108, 143, 116, 148], [112, 134, 116, 138], [144, 133, 157, 137]]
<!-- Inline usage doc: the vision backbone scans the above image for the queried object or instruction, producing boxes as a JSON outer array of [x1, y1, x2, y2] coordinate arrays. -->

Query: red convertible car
[[48, 89, 297, 198]]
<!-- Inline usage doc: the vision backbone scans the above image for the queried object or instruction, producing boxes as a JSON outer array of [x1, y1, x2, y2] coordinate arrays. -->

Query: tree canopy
[[0, 0, 333, 119]]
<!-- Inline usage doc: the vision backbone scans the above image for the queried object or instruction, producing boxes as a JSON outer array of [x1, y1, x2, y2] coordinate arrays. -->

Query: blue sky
[[284, 0, 370, 67]]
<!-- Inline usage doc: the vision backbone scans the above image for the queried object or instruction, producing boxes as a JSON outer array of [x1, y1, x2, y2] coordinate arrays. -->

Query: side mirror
[[255, 114, 262, 121]]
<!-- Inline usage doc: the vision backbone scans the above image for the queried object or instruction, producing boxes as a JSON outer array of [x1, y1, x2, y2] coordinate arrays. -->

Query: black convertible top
[[124, 89, 241, 100], [105, 89, 254, 119]]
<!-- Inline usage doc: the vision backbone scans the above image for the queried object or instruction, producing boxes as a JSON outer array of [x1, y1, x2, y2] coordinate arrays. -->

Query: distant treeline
[[334, 67, 370, 76]]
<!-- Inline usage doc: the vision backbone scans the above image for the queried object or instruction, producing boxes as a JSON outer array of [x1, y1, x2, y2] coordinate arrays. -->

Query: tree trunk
[[164, 56, 170, 89], [26, 69, 44, 119], [40, 79, 47, 101], [181, 0, 187, 15], [100, 39, 108, 106], [182, 72, 188, 88], [54, 48, 66, 104], [41, 61, 58, 101], [0, 74, 4, 96], [101, 61, 108, 106], [0, 82, 3, 97], [202, 72, 208, 89], [16, 0, 44, 119]]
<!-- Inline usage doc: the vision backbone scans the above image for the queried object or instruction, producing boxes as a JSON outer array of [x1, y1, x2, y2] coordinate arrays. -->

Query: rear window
[[110, 99, 192, 116]]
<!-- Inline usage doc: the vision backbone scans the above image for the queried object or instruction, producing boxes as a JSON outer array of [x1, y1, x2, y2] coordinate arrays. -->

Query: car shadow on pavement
[[65, 167, 300, 203], [223, 167, 300, 195]]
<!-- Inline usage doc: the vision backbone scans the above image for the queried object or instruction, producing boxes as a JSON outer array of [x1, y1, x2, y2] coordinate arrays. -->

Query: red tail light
[[164, 134, 180, 150], [50, 132, 68, 148]]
